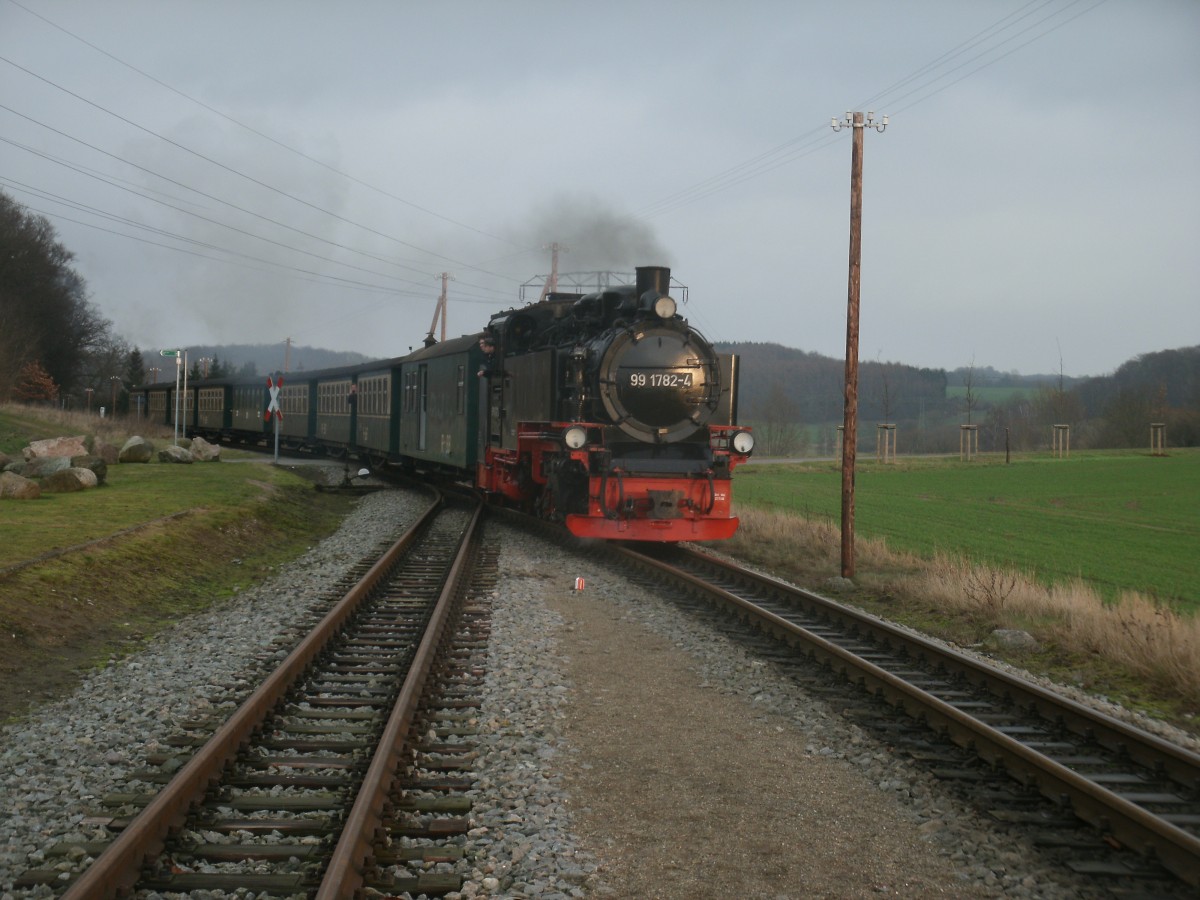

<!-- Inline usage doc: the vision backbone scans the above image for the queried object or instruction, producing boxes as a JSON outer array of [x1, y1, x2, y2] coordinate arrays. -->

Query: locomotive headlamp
[[563, 425, 588, 450], [731, 430, 755, 454], [653, 295, 677, 319]]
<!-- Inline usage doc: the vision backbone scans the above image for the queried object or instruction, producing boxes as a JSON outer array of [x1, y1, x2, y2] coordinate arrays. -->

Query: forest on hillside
[[721, 342, 1200, 456]]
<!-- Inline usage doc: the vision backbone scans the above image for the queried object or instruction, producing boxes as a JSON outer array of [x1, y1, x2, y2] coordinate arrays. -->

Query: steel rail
[[616, 544, 1200, 888], [668, 548, 1200, 786], [61, 491, 445, 900], [316, 497, 484, 898]]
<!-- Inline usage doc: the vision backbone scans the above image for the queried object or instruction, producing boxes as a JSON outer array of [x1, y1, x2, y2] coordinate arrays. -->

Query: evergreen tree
[[0, 191, 111, 398], [126, 347, 147, 387]]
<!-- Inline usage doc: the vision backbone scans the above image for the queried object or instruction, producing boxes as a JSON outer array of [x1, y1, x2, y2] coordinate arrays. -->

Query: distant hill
[[170, 340, 1196, 451], [717, 342, 1199, 451], [717, 341, 954, 425]]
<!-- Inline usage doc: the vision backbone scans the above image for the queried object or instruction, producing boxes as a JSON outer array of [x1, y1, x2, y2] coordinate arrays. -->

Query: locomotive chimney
[[635, 265, 671, 299]]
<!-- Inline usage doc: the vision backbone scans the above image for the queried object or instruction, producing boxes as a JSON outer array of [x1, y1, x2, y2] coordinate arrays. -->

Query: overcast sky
[[3, 0, 1197, 377]]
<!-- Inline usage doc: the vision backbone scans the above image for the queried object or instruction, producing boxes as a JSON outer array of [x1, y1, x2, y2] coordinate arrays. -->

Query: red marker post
[[266, 375, 284, 463]]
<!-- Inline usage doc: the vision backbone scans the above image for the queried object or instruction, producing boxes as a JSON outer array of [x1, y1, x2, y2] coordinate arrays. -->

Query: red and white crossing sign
[[265, 375, 284, 422]]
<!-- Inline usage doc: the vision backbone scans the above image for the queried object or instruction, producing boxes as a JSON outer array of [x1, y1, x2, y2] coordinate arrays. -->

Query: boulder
[[93, 438, 120, 465], [0, 471, 41, 500], [158, 445, 194, 464], [23, 435, 89, 460], [119, 436, 155, 463], [22, 456, 72, 479], [0, 451, 10, 469], [40, 467, 99, 493], [189, 435, 221, 462], [985, 628, 1041, 653], [71, 455, 108, 485]]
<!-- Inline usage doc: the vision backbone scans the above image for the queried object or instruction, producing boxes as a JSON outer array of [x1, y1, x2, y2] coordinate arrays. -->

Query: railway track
[[611, 541, 1200, 893], [22, 490, 490, 899]]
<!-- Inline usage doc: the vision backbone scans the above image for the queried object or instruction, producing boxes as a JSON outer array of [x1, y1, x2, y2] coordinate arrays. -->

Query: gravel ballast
[[1, 488, 1194, 898]]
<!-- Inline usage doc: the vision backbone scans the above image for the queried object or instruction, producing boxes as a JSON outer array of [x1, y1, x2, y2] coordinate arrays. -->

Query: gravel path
[[1, 488, 1194, 898]]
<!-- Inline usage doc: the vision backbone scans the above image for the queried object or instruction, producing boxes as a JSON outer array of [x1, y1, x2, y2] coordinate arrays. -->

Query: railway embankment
[[0, 408, 357, 722]]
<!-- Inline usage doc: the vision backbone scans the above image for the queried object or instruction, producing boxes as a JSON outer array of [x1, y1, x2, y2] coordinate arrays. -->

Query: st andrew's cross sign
[[265, 375, 283, 422]]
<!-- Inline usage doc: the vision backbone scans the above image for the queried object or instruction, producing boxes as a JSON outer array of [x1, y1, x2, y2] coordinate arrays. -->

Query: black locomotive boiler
[[476, 265, 754, 539]]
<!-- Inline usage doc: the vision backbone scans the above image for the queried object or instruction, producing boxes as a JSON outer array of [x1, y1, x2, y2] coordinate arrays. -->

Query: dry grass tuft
[[1059, 588, 1200, 702], [2, 403, 172, 446], [726, 505, 1200, 710]]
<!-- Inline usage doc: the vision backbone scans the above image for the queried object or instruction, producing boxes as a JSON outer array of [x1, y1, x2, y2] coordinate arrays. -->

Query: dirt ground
[[553, 593, 992, 899]]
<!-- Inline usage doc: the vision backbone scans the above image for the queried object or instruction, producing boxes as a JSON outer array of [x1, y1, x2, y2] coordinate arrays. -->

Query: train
[[138, 266, 755, 541]]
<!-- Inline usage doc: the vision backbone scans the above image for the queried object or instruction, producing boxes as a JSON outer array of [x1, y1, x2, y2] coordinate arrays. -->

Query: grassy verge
[[0, 406, 357, 722], [0, 403, 173, 456], [720, 453, 1200, 729]]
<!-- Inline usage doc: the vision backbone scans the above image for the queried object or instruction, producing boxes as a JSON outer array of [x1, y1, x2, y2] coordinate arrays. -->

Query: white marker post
[[160, 349, 180, 444], [181, 348, 188, 444]]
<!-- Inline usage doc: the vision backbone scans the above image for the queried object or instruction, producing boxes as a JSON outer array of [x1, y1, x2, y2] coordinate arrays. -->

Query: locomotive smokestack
[[635, 265, 671, 299]]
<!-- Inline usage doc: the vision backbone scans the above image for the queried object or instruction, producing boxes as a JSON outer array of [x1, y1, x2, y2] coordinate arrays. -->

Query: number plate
[[627, 371, 694, 388]]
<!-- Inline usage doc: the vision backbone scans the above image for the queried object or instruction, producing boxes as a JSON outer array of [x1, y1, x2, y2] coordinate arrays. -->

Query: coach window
[[456, 365, 466, 414]]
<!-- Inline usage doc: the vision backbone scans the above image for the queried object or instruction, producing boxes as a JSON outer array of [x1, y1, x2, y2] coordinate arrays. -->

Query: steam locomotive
[[140, 266, 754, 541]]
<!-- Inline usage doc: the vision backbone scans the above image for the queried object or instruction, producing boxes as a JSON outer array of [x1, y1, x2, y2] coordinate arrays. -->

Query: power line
[[885, 0, 1109, 116], [0, 135, 512, 308], [635, 0, 1107, 221], [0, 54, 524, 286], [13, 197, 409, 296], [5, 0, 519, 250], [0, 102, 517, 304], [854, 0, 1062, 110], [0, 144, 438, 291]]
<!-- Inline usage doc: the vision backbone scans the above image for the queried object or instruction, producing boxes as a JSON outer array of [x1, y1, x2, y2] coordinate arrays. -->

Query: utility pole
[[426, 273, 453, 344], [438, 272, 450, 342], [283, 337, 292, 374], [831, 110, 887, 579], [538, 242, 567, 302]]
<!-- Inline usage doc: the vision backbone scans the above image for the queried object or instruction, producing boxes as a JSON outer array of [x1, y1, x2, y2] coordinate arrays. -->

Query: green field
[[734, 450, 1200, 608], [945, 384, 1033, 404]]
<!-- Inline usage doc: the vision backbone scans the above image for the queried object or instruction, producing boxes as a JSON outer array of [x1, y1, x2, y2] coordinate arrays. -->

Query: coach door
[[418, 364, 428, 451]]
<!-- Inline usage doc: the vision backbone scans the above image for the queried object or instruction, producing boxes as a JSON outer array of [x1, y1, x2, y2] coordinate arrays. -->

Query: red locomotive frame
[[477, 421, 753, 542]]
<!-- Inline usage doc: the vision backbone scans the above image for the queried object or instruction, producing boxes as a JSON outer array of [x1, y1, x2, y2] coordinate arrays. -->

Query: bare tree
[[0, 303, 36, 400], [962, 357, 979, 425], [874, 353, 898, 424], [756, 381, 804, 457]]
